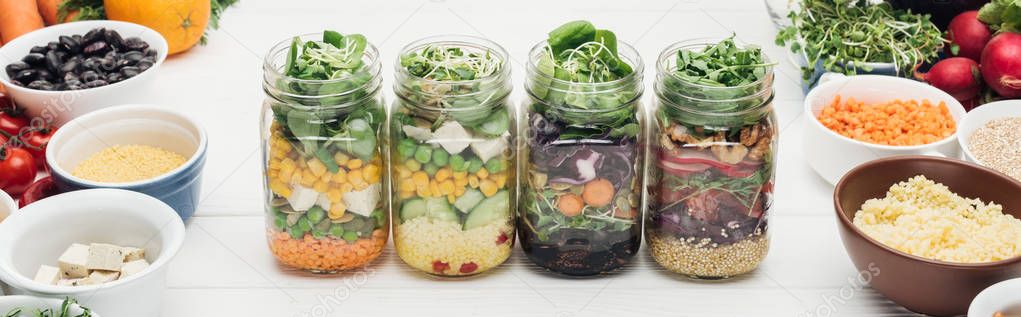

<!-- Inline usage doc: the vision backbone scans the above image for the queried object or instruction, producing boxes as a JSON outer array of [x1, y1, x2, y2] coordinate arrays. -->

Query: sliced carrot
[[817, 96, 956, 146]]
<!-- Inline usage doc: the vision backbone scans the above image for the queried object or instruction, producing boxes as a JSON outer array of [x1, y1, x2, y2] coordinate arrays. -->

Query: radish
[[946, 11, 992, 61], [981, 32, 1021, 98], [916, 57, 983, 103]]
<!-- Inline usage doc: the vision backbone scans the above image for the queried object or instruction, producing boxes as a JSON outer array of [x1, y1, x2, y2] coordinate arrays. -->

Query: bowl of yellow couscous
[[44, 104, 207, 220], [834, 156, 1021, 317]]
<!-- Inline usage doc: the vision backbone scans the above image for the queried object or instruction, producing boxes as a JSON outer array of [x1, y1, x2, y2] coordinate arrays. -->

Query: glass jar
[[519, 40, 645, 276], [646, 41, 777, 279], [391, 35, 516, 277], [261, 33, 388, 273]]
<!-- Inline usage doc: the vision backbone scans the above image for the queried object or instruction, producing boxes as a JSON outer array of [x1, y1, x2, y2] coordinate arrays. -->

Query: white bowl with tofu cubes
[[0, 188, 185, 317]]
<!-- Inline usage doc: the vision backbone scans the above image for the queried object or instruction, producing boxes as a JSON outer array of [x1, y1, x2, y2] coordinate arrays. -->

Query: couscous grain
[[394, 217, 513, 276], [72, 145, 187, 183]]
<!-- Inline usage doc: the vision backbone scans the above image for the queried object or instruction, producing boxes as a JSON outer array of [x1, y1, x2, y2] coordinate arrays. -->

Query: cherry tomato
[[0, 146, 36, 196], [19, 176, 56, 208], [0, 107, 29, 137], [20, 127, 55, 168]]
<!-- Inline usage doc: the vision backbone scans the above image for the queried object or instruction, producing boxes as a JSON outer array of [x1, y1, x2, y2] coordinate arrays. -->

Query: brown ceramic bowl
[[834, 156, 1021, 316]]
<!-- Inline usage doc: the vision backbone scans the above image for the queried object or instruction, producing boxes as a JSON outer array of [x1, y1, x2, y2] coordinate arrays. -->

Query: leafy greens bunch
[[398, 44, 510, 134], [272, 30, 382, 174], [979, 0, 1021, 33], [531, 20, 639, 130], [660, 35, 775, 127], [775, 0, 943, 84], [4, 298, 91, 317]]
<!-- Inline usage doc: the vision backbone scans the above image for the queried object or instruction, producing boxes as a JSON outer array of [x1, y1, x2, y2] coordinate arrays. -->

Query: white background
[[149, 0, 919, 315]]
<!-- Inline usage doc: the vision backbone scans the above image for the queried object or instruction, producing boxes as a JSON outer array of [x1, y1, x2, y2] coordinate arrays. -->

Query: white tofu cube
[[433, 121, 472, 154], [401, 125, 433, 141], [58, 243, 90, 278], [470, 135, 509, 162], [121, 247, 145, 262], [86, 243, 124, 271], [286, 184, 318, 212], [82, 270, 120, 285], [33, 265, 60, 285], [316, 193, 331, 211], [57, 278, 86, 287], [342, 183, 380, 217], [120, 259, 150, 277]]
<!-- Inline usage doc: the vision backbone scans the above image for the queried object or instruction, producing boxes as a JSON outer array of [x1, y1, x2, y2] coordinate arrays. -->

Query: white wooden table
[[155, 0, 922, 315]]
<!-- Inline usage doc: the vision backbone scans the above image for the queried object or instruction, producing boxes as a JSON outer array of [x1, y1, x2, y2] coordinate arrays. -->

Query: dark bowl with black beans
[[0, 21, 167, 126]]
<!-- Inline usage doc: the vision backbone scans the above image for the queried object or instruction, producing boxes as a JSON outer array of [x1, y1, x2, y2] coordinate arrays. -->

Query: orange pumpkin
[[103, 0, 210, 55]]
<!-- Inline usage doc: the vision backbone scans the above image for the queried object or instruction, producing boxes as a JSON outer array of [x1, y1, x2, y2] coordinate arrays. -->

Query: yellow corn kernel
[[399, 178, 416, 192], [400, 191, 415, 199], [439, 180, 455, 195], [348, 169, 365, 185], [477, 168, 489, 179], [454, 186, 466, 197], [453, 171, 467, 180], [267, 169, 279, 179], [493, 173, 507, 188], [454, 177, 469, 188], [300, 171, 317, 187], [480, 179, 498, 197], [341, 183, 354, 193], [363, 164, 380, 183], [468, 175, 480, 188], [280, 159, 296, 177], [269, 181, 292, 198], [308, 159, 327, 177], [297, 159, 307, 168], [328, 202, 347, 219], [333, 152, 350, 165], [326, 189, 343, 203], [435, 168, 451, 182], [405, 159, 422, 172], [278, 169, 293, 184], [412, 171, 430, 187], [355, 182, 369, 191], [268, 160, 281, 171], [416, 186, 431, 198], [313, 181, 329, 193], [397, 166, 412, 179], [320, 171, 333, 182], [290, 172, 303, 186], [430, 181, 441, 198], [331, 169, 348, 183], [447, 194, 456, 204], [347, 159, 364, 170]]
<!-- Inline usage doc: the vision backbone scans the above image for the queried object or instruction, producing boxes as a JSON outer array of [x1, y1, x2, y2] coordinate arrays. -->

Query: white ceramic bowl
[[958, 100, 1021, 166], [803, 75, 967, 185], [0, 21, 168, 126], [0, 295, 96, 316], [969, 278, 1021, 317], [0, 190, 14, 223], [0, 189, 185, 317]]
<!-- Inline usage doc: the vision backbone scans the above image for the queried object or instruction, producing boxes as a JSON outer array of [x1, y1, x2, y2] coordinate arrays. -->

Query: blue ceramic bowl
[[45, 105, 207, 220]]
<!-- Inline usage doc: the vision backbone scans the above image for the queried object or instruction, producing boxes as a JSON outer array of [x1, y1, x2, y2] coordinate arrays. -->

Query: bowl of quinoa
[[834, 156, 1021, 316], [960, 100, 1021, 182], [45, 104, 207, 220]]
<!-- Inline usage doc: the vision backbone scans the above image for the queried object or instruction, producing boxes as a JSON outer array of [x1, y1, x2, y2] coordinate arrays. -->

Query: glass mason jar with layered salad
[[261, 31, 388, 273], [519, 22, 645, 276], [391, 35, 516, 277], [646, 38, 777, 279]]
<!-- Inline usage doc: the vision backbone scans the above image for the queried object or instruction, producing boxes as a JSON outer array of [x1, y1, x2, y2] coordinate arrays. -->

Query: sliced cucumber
[[426, 197, 459, 223], [454, 189, 485, 214], [399, 198, 428, 222], [463, 190, 510, 230]]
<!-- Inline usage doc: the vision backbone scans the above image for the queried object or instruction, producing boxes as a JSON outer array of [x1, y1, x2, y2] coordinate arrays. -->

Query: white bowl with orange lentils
[[44, 104, 207, 220]]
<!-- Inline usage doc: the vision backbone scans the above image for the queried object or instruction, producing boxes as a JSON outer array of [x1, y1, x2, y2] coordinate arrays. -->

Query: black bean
[[4, 62, 30, 78], [83, 28, 105, 45], [37, 69, 54, 82], [22, 53, 46, 66], [85, 79, 108, 88], [27, 80, 55, 91], [81, 57, 99, 71], [83, 41, 110, 56], [45, 51, 63, 73], [136, 61, 154, 71], [72, 34, 83, 43], [106, 73, 123, 83], [63, 72, 80, 83], [98, 58, 117, 72], [30, 46, 48, 54], [46, 41, 60, 52], [120, 66, 141, 78], [144, 48, 157, 57], [13, 69, 38, 84], [123, 37, 148, 52], [59, 35, 81, 54], [105, 30, 124, 51], [60, 59, 80, 76], [80, 70, 99, 83], [121, 51, 143, 64]]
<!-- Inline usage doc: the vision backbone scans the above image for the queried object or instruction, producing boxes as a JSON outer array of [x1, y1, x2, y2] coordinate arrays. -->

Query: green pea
[[344, 217, 365, 231], [371, 209, 386, 227], [297, 215, 313, 232], [311, 229, 326, 239], [485, 158, 505, 173], [306, 206, 326, 223], [274, 213, 287, 230], [423, 163, 439, 176], [467, 157, 483, 173], [449, 154, 466, 172], [397, 138, 418, 161], [289, 226, 306, 239], [330, 224, 345, 238], [414, 145, 433, 164], [342, 231, 359, 242], [432, 149, 449, 166]]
